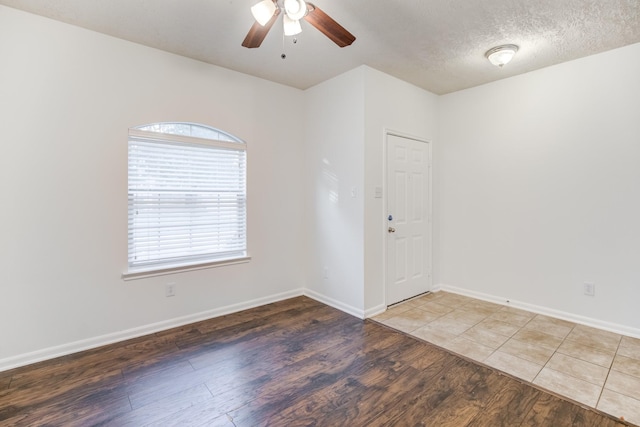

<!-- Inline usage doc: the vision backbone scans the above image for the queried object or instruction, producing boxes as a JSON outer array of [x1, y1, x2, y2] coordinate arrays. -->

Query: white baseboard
[[0, 288, 305, 373], [364, 304, 387, 318], [303, 289, 365, 319], [15, 283, 634, 373], [437, 284, 640, 339]]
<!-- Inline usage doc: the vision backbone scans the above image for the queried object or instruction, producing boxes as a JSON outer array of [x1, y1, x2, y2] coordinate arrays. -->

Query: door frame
[[382, 128, 433, 307]]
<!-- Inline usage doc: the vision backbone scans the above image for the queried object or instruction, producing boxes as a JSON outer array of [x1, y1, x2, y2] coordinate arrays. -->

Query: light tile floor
[[372, 291, 640, 425]]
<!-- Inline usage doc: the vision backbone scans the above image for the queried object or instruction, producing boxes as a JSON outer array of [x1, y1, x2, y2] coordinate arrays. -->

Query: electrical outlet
[[323, 267, 329, 279], [166, 283, 176, 297], [583, 282, 595, 297]]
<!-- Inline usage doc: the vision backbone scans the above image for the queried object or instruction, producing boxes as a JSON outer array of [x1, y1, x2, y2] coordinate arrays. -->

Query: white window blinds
[[127, 126, 247, 271]]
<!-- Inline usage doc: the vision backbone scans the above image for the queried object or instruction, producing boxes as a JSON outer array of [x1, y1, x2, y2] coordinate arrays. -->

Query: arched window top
[[135, 122, 243, 143]]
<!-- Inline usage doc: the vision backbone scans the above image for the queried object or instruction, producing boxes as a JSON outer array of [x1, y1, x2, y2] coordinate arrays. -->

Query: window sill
[[122, 256, 251, 281]]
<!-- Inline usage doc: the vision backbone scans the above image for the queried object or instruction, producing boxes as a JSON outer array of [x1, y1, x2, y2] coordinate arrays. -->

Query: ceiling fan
[[242, 0, 356, 49]]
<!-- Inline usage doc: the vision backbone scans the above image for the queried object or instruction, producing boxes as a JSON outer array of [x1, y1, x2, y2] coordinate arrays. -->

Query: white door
[[386, 134, 431, 305]]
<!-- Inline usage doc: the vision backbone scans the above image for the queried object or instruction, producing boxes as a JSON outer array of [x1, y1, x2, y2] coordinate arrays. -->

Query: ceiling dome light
[[485, 44, 519, 67]]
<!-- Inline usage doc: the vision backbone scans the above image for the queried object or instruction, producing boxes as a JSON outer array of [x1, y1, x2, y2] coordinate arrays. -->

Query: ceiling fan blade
[[304, 3, 355, 48], [242, 9, 281, 48]]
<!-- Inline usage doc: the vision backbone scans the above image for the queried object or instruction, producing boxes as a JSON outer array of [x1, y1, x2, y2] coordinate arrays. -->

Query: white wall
[[0, 6, 307, 368], [362, 67, 438, 313], [438, 42, 640, 334], [304, 68, 366, 315], [303, 66, 438, 317]]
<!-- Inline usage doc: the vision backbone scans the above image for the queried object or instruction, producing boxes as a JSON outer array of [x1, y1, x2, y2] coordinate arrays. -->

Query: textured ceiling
[[1, 0, 639, 94]]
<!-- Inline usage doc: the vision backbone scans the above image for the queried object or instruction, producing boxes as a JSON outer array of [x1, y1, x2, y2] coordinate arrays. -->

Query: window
[[125, 122, 248, 278]]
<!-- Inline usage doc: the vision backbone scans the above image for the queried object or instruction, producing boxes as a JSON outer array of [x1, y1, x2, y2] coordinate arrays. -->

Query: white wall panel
[[0, 5, 306, 367], [438, 42, 640, 331]]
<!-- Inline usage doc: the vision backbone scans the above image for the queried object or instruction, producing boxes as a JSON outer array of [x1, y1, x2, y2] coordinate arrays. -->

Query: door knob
[[388, 227, 396, 233]]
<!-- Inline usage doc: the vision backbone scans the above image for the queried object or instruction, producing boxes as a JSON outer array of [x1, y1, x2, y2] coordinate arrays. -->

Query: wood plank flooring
[[0, 296, 633, 426]]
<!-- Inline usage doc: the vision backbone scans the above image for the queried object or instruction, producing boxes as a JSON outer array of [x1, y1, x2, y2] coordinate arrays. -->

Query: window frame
[[122, 123, 250, 281]]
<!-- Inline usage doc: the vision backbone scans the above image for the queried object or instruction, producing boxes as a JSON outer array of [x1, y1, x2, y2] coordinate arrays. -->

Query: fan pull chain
[[281, 30, 287, 59]]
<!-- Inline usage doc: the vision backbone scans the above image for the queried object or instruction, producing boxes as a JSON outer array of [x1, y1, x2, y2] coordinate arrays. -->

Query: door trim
[[382, 128, 433, 307]]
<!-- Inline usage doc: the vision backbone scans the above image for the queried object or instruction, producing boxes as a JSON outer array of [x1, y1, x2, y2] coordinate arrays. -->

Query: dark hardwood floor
[[0, 296, 632, 426]]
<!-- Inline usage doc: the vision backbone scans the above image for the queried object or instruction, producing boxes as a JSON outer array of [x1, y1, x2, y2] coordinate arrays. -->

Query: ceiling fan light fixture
[[251, 0, 277, 26], [485, 44, 519, 67], [283, 15, 302, 36], [242, 0, 355, 49], [283, 0, 307, 21]]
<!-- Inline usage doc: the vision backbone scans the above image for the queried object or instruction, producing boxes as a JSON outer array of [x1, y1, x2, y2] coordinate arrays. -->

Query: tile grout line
[[491, 310, 542, 377], [462, 304, 538, 377], [594, 336, 623, 410], [530, 321, 575, 385]]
